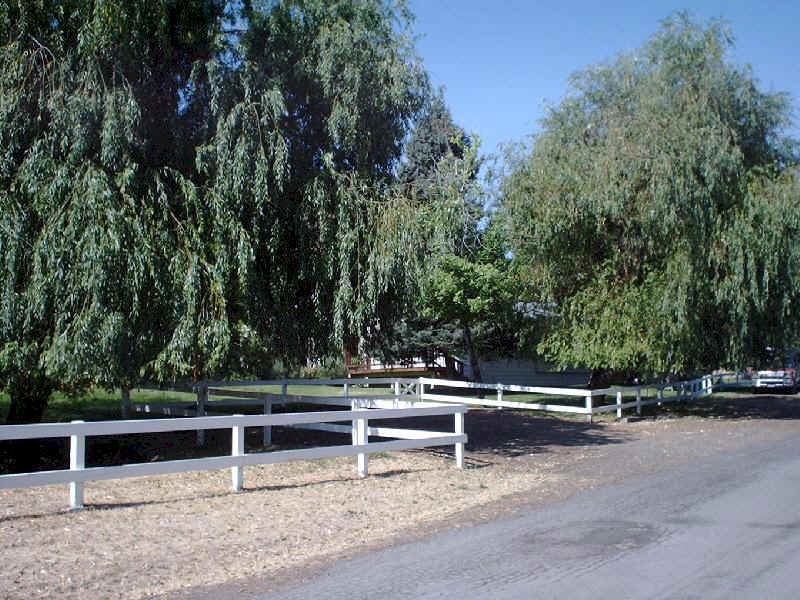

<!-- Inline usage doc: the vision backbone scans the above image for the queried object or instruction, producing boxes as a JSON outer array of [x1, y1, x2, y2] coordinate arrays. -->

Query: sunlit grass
[[0, 381, 397, 424]]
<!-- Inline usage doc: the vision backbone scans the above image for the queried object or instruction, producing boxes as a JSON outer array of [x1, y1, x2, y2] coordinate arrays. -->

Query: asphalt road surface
[[259, 434, 800, 600]]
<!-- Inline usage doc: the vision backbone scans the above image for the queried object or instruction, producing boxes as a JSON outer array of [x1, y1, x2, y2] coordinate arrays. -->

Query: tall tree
[[0, 0, 225, 423], [365, 95, 530, 379], [176, 0, 431, 377], [502, 13, 799, 379], [0, 0, 452, 424], [398, 88, 472, 188]]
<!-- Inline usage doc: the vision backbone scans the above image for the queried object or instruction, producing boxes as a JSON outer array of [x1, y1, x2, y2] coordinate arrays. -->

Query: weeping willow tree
[[0, 0, 472, 424], [180, 0, 433, 375], [502, 13, 800, 380], [0, 0, 225, 423]]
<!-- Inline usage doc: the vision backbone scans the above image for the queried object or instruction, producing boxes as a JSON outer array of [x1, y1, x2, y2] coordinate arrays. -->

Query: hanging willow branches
[[502, 13, 800, 377], [0, 0, 473, 423]]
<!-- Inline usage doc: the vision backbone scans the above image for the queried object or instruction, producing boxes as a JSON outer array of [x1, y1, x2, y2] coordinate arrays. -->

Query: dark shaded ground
[[375, 409, 632, 458], [2, 391, 798, 475], [648, 391, 800, 420]]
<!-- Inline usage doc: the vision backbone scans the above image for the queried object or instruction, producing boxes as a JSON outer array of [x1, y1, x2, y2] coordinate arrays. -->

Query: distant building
[[462, 358, 590, 387]]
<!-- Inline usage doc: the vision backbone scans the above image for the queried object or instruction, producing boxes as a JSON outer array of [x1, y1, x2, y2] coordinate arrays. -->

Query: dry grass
[[0, 450, 563, 600], [3, 393, 800, 600]]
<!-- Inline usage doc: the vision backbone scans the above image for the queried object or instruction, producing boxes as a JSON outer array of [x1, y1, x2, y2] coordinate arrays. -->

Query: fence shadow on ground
[[0, 467, 438, 522]]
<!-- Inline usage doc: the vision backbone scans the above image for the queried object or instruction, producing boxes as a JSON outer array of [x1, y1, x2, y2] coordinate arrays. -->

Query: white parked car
[[753, 368, 796, 393], [753, 350, 799, 393]]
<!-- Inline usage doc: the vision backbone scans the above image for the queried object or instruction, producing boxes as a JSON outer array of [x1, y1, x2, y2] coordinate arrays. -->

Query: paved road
[[259, 434, 800, 599]]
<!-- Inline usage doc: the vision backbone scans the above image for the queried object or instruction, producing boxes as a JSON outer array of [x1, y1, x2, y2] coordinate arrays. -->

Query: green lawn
[[0, 381, 399, 424], [220, 383, 394, 397], [0, 379, 750, 425], [0, 388, 198, 423]]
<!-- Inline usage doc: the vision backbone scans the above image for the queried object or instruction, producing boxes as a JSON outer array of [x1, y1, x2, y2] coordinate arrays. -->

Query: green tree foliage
[[502, 13, 799, 378], [160, 0, 432, 377], [0, 0, 459, 423], [362, 94, 520, 376], [420, 224, 524, 381], [0, 0, 224, 423], [398, 88, 472, 188]]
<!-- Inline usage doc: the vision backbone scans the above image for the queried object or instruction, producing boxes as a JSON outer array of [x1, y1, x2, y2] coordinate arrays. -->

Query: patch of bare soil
[[2, 394, 799, 600]]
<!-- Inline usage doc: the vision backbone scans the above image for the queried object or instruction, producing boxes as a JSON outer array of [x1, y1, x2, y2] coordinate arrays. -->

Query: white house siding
[[462, 359, 590, 387]]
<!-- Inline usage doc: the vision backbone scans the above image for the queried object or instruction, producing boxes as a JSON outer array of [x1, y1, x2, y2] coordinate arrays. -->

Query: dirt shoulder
[[2, 394, 799, 600]]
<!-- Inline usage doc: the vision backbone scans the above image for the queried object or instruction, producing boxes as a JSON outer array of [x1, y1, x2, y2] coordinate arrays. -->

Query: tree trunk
[[463, 323, 485, 399], [445, 354, 456, 378], [120, 388, 131, 419], [3, 371, 54, 473], [6, 371, 54, 425]]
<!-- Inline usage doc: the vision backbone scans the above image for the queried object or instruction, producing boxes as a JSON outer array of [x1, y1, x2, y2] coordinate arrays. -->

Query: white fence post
[[357, 409, 368, 478], [232, 415, 244, 492], [636, 386, 642, 415], [196, 381, 207, 447], [419, 378, 425, 400], [616, 390, 623, 419], [658, 386, 664, 406], [497, 384, 504, 411], [346, 383, 356, 445], [585, 395, 593, 423], [0, 403, 469, 508], [69, 420, 85, 510], [121, 388, 131, 419], [393, 380, 400, 400], [455, 411, 464, 469], [262, 395, 272, 447]]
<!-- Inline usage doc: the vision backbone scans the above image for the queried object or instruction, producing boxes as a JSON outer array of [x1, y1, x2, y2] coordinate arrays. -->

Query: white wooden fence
[[0, 371, 749, 511], [419, 373, 720, 421], [135, 377, 422, 446], [0, 401, 466, 510]]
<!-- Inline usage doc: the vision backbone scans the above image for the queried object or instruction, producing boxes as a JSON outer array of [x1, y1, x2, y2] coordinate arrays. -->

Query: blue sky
[[407, 0, 800, 160]]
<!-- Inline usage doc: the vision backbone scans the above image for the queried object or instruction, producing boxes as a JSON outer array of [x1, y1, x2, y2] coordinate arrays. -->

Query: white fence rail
[[0, 371, 750, 511], [134, 371, 744, 432], [0, 403, 466, 510], [135, 378, 422, 447], [419, 373, 722, 421]]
